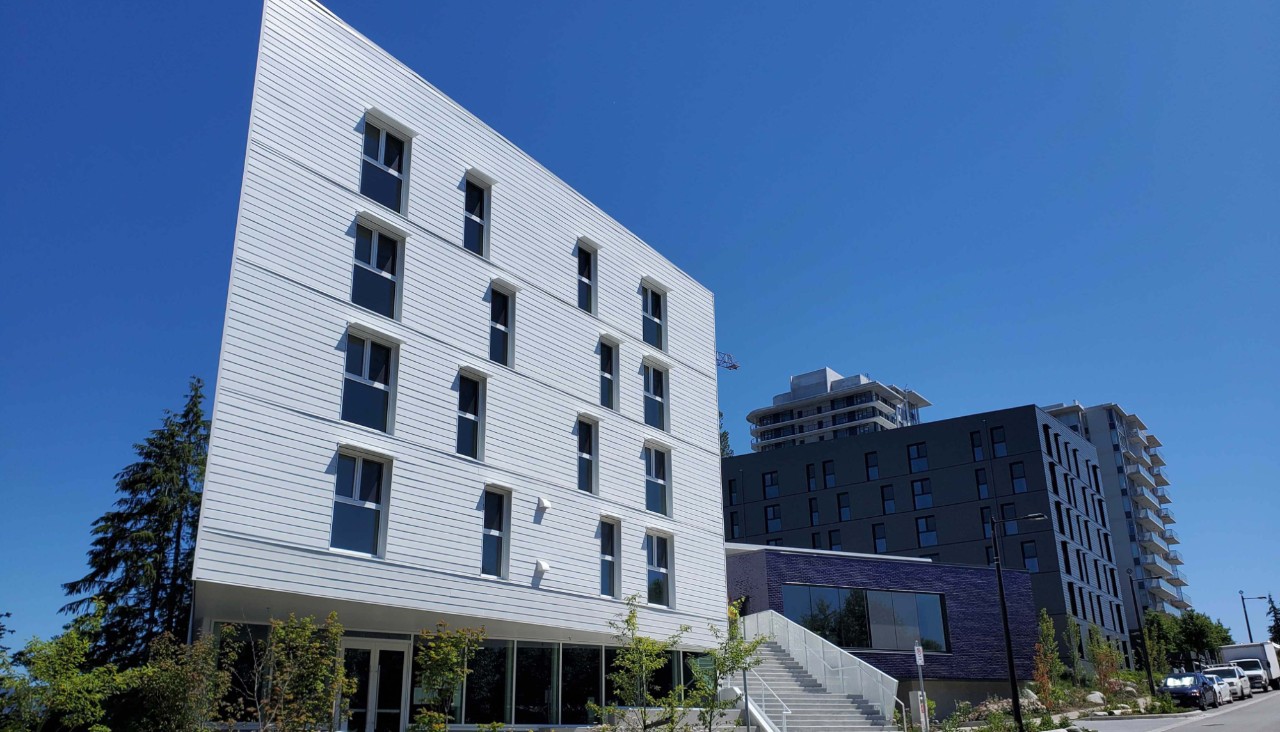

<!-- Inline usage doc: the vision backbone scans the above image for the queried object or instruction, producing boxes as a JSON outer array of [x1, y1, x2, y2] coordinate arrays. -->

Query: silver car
[[1204, 665, 1253, 700], [1204, 674, 1232, 706]]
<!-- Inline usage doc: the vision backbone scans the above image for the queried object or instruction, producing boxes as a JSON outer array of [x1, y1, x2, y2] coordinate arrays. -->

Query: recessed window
[[577, 243, 596, 313], [912, 478, 933, 510], [331, 453, 387, 555], [765, 505, 782, 533], [828, 529, 842, 551], [645, 533, 671, 606], [970, 431, 984, 461], [1010, 462, 1027, 494], [599, 520, 619, 597], [762, 471, 779, 499], [481, 488, 508, 577], [916, 516, 938, 547], [908, 443, 928, 473], [991, 426, 1008, 458], [838, 493, 851, 521], [644, 446, 670, 516], [976, 468, 990, 499], [642, 364, 667, 430], [351, 223, 399, 318], [728, 511, 741, 540], [1022, 540, 1039, 572], [809, 498, 820, 527], [823, 460, 836, 489], [725, 479, 740, 506], [489, 288, 513, 366], [881, 485, 895, 514], [981, 506, 994, 538], [865, 452, 879, 480], [641, 285, 665, 349], [456, 373, 484, 459], [1001, 503, 1018, 535], [577, 420, 596, 493], [342, 333, 394, 432], [599, 340, 618, 410], [806, 464, 817, 492], [360, 121, 406, 212], [811, 532, 822, 549], [463, 179, 489, 256], [873, 523, 887, 553]]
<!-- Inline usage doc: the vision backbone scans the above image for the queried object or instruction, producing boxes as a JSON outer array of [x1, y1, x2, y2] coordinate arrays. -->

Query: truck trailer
[[1219, 641, 1280, 691]]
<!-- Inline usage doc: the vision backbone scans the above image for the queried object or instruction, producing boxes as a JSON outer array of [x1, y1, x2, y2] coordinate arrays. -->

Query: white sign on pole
[[915, 642, 925, 667]]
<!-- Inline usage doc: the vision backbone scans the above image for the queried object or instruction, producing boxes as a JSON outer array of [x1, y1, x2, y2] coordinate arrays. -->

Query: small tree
[[1141, 610, 1178, 674], [591, 596, 690, 732], [1086, 626, 1122, 693], [411, 622, 487, 731], [1267, 594, 1280, 645], [1031, 609, 1063, 706], [687, 600, 765, 732], [1063, 620, 1083, 686], [131, 630, 236, 731], [224, 612, 350, 732], [719, 413, 734, 458], [0, 612, 12, 656]]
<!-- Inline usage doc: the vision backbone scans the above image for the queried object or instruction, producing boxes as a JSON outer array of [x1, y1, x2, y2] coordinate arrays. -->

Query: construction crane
[[716, 352, 740, 370]]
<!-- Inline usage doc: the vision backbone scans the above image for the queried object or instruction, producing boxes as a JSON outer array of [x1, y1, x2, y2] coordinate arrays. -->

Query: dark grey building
[[722, 404, 1131, 663]]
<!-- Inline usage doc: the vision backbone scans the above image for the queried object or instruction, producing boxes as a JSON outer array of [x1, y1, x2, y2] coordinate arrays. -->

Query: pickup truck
[[1220, 642, 1280, 691]]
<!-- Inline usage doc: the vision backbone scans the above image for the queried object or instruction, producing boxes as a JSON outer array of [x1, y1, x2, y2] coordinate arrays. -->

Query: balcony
[[1152, 465, 1170, 486], [1153, 485, 1172, 504], [1136, 508, 1163, 532], [1138, 532, 1169, 553], [1147, 577, 1179, 601], [1162, 528, 1181, 544], [1127, 463, 1157, 489], [1127, 428, 1147, 444], [1132, 484, 1160, 512], [1172, 591, 1192, 609], [1160, 507, 1176, 524], [1149, 447, 1167, 466], [1167, 550, 1183, 564], [1169, 569, 1188, 587], [1143, 553, 1174, 578]]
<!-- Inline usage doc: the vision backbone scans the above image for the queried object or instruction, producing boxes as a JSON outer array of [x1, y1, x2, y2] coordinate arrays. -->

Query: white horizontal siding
[[195, 0, 726, 644]]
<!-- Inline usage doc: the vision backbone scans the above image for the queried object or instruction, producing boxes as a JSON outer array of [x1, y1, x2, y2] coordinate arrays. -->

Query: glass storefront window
[[783, 583, 949, 653], [514, 642, 557, 725], [561, 645, 602, 724], [463, 640, 512, 724]]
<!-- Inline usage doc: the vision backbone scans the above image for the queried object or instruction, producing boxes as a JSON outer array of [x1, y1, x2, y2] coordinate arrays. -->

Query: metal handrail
[[746, 670, 791, 732], [895, 698, 908, 732]]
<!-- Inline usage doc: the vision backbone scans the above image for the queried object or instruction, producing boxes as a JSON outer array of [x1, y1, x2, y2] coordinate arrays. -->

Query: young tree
[[1176, 610, 1226, 665], [686, 600, 765, 732], [224, 612, 350, 732], [1141, 610, 1177, 675], [130, 630, 236, 731], [1031, 609, 1064, 706], [1063, 620, 1083, 686], [0, 612, 11, 656], [412, 622, 487, 731], [62, 378, 209, 668], [1086, 625, 1122, 693], [719, 412, 733, 458], [591, 596, 690, 732], [1267, 594, 1280, 645]]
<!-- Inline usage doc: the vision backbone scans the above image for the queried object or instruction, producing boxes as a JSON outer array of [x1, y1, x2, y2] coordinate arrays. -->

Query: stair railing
[[741, 610, 899, 724], [743, 669, 791, 732]]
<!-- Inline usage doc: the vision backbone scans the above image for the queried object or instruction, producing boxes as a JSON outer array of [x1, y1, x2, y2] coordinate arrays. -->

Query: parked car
[[1226, 657, 1272, 693], [1204, 674, 1232, 706], [1159, 672, 1219, 710], [1220, 642, 1280, 690], [1203, 664, 1252, 700]]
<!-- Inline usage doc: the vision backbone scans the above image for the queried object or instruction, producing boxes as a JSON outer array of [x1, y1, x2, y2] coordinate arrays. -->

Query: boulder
[[1021, 688, 1039, 702], [1085, 691, 1106, 705], [1122, 684, 1139, 696]]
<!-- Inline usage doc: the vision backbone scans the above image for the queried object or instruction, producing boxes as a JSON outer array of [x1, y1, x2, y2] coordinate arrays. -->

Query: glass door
[[341, 640, 410, 732]]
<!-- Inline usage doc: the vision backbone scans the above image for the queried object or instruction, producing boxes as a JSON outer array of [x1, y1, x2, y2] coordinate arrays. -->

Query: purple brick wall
[[726, 550, 1036, 682]]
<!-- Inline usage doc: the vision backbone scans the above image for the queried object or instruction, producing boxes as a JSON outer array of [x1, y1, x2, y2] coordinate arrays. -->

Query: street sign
[[915, 642, 925, 667]]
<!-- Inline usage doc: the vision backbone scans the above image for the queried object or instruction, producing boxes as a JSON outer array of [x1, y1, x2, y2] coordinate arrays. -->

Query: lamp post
[[1239, 591, 1267, 643], [1127, 569, 1157, 696], [990, 511, 1048, 732]]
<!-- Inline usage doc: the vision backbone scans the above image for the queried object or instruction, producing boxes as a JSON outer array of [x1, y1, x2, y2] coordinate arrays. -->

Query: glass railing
[[1136, 508, 1162, 526], [1160, 507, 1176, 523], [1162, 529, 1180, 544], [1167, 550, 1183, 564], [1137, 532, 1169, 551]]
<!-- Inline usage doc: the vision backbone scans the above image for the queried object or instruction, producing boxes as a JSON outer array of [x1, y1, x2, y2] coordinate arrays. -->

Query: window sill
[[327, 547, 385, 561]]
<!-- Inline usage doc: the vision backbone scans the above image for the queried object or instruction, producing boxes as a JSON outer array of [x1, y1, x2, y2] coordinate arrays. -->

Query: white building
[[191, 0, 726, 727], [746, 368, 930, 452], [1042, 402, 1188, 630]]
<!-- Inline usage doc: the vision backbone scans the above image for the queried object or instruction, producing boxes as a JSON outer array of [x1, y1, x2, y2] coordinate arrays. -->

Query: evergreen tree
[[62, 378, 210, 668], [1267, 594, 1280, 645], [718, 412, 733, 457], [0, 611, 11, 656]]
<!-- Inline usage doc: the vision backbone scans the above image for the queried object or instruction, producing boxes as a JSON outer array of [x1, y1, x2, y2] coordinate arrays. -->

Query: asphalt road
[[1082, 690, 1280, 732]]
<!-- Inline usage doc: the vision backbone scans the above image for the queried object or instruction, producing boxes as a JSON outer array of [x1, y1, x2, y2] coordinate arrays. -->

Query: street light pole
[[1239, 591, 1267, 644], [990, 512, 1048, 732], [1127, 570, 1156, 697]]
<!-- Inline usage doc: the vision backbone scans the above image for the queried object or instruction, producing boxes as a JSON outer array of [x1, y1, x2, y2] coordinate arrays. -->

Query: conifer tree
[[62, 378, 210, 667], [1267, 594, 1280, 645]]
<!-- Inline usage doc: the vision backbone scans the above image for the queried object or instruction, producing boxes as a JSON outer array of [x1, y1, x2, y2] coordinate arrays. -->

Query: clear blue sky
[[2, 1, 1276, 647]]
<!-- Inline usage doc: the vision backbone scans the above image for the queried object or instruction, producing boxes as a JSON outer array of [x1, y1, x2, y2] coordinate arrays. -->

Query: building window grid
[[456, 374, 483, 459], [1022, 540, 1039, 572], [489, 288, 513, 366], [350, 224, 399, 319], [599, 520, 619, 597], [762, 471, 779, 500], [873, 523, 887, 553], [645, 533, 671, 607], [481, 489, 509, 577], [970, 431, 984, 461], [976, 468, 990, 499], [360, 121, 406, 212], [908, 443, 928, 473], [806, 464, 817, 492], [330, 453, 387, 555], [599, 341, 617, 410], [463, 179, 489, 256], [865, 452, 879, 480], [644, 446, 670, 516], [1010, 462, 1027, 494], [911, 479, 933, 510], [641, 285, 665, 349], [809, 498, 820, 527], [765, 505, 782, 533], [577, 420, 596, 494], [577, 244, 596, 313], [822, 460, 836, 489], [881, 485, 895, 514], [991, 426, 1008, 457], [838, 493, 851, 521], [642, 364, 667, 430], [828, 529, 842, 551], [916, 516, 938, 547], [342, 333, 394, 433]]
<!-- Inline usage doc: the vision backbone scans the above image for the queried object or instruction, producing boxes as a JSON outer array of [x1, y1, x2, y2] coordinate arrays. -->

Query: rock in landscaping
[[1021, 687, 1039, 702], [1085, 691, 1106, 705]]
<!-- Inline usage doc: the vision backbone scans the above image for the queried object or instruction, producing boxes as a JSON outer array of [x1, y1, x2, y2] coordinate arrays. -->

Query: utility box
[[909, 690, 930, 732]]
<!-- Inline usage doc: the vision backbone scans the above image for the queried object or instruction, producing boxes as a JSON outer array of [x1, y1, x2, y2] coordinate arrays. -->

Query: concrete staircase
[[748, 642, 895, 732]]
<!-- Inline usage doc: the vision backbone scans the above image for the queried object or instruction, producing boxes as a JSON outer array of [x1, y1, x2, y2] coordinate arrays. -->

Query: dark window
[[806, 464, 817, 492], [643, 364, 667, 429], [970, 431, 984, 461], [645, 534, 670, 606], [911, 479, 933, 510], [456, 374, 482, 458], [981, 506, 993, 538], [331, 453, 385, 554], [481, 489, 507, 576], [762, 471, 779, 499], [463, 180, 488, 255], [811, 532, 822, 549], [1001, 503, 1018, 535], [865, 452, 879, 480], [881, 485, 895, 514], [986, 546, 996, 566], [577, 420, 595, 493], [725, 479, 740, 506], [351, 224, 398, 318], [809, 498, 820, 526], [1061, 541, 1071, 575], [644, 446, 669, 515], [828, 530, 842, 551], [916, 516, 937, 547], [728, 512, 741, 540], [342, 333, 393, 432], [600, 520, 618, 597], [577, 245, 595, 313], [838, 493, 851, 521], [489, 288, 512, 365], [823, 460, 836, 489], [1068, 582, 1078, 616], [873, 523, 887, 553], [908, 443, 928, 473], [599, 341, 617, 409], [976, 468, 990, 499], [1022, 541, 1039, 572], [991, 426, 1007, 457], [780, 584, 949, 652], [1011, 462, 1028, 493], [641, 285, 665, 349], [765, 505, 782, 533], [360, 121, 405, 212], [1043, 424, 1053, 455]]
